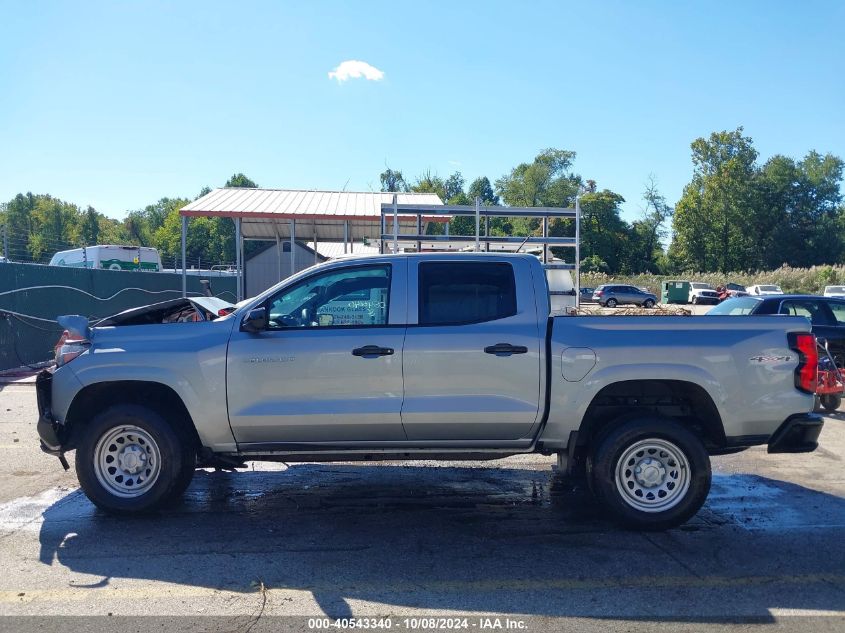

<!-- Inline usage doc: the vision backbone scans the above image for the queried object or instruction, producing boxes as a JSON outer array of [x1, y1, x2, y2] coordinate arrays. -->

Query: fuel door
[[561, 347, 597, 382]]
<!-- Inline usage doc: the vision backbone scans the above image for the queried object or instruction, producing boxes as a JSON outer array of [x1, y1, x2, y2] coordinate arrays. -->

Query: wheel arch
[[63, 380, 201, 451], [576, 379, 726, 452]]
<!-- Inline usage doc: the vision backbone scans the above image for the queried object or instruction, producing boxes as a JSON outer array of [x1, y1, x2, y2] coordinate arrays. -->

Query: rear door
[[618, 285, 638, 304], [400, 258, 542, 442]]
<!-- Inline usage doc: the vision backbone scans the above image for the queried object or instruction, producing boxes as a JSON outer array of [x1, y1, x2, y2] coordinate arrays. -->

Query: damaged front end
[[36, 369, 70, 470], [95, 297, 234, 326]]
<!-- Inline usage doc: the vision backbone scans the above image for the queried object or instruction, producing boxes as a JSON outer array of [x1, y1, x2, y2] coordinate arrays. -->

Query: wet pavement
[[0, 383, 844, 630]]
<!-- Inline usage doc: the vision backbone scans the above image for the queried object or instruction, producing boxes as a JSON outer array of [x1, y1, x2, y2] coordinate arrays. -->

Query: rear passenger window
[[419, 262, 517, 326]]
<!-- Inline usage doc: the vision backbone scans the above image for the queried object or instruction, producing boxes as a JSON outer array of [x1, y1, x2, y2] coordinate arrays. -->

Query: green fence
[[0, 263, 237, 371]]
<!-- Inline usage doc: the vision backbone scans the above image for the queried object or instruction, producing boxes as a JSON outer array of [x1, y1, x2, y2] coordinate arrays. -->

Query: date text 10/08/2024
[[307, 617, 529, 630]]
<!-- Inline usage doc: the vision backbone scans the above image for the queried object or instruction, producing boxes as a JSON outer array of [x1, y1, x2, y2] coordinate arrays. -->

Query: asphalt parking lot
[[0, 382, 843, 631]]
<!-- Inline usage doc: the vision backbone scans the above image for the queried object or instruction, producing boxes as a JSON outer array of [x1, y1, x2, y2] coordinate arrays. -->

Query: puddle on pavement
[[0, 465, 842, 535]]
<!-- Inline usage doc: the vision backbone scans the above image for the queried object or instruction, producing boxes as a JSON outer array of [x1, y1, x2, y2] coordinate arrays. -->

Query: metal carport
[[178, 188, 445, 300]]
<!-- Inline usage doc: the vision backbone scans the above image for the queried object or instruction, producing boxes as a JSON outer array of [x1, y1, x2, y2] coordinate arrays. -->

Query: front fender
[[57, 321, 237, 451]]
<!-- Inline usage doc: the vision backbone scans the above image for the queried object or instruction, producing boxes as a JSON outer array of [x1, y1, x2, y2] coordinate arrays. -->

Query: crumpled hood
[[89, 297, 234, 328]]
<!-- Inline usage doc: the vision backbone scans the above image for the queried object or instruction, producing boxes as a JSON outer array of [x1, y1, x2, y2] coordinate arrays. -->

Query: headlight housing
[[54, 330, 90, 367]]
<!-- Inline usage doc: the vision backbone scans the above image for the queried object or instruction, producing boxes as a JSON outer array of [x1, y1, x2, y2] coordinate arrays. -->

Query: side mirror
[[241, 307, 267, 333]]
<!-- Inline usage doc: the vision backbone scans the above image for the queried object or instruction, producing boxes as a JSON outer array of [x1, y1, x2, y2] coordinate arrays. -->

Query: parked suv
[[747, 284, 783, 296], [592, 284, 658, 308], [689, 283, 720, 305]]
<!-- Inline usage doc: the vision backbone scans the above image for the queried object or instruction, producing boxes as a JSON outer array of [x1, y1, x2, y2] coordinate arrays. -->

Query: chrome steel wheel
[[93, 425, 162, 498], [614, 438, 690, 513]]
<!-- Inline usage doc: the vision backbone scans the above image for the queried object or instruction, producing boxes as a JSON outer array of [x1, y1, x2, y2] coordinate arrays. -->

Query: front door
[[400, 258, 542, 442], [226, 261, 407, 445]]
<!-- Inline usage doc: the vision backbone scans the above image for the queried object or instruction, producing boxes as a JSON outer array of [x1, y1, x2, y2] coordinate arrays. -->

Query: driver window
[[266, 265, 390, 329]]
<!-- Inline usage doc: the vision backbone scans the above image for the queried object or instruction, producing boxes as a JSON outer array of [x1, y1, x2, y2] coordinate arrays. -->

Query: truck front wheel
[[75, 404, 195, 514], [588, 418, 711, 530]]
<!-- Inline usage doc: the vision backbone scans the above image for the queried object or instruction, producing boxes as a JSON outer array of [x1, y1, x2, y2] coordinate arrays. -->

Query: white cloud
[[328, 60, 385, 82]]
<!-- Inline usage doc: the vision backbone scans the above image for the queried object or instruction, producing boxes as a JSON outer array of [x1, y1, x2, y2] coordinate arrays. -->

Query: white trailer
[[49, 245, 162, 272]]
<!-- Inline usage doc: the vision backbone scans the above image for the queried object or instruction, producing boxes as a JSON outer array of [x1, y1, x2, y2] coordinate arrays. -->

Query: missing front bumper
[[35, 370, 69, 469]]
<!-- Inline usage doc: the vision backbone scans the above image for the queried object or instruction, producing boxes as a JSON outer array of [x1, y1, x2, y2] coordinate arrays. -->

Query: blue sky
[[1, 1, 843, 222]]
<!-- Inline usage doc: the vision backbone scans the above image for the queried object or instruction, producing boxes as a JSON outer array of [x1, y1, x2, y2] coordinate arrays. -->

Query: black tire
[[691, 296, 698, 305], [588, 418, 711, 530], [643, 299, 655, 309], [605, 298, 618, 308], [820, 395, 842, 413], [75, 404, 196, 514]]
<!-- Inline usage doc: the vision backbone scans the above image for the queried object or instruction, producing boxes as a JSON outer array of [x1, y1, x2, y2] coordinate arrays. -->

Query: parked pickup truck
[[37, 253, 823, 530]]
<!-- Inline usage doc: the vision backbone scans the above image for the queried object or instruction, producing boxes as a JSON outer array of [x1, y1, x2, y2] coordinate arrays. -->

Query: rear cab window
[[418, 262, 517, 326]]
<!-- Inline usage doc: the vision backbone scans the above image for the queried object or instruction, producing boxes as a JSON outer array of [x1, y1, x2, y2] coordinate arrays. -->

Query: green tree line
[[383, 129, 844, 274], [382, 149, 676, 274], [669, 128, 844, 272], [2, 131, 843, 275], [0, 174, 257, 268]]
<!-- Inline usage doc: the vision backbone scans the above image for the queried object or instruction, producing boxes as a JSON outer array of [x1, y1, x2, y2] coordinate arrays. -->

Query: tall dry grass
[[581, 265, 845, 295]]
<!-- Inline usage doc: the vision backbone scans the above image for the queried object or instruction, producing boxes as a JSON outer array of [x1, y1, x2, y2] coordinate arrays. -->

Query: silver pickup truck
[[37, 253, 823, 530]]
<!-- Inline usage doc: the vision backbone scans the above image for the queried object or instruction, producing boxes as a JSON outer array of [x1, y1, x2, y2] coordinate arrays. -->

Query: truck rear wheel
[[75, 404, 195, 514], [588, 418, 711, 530]]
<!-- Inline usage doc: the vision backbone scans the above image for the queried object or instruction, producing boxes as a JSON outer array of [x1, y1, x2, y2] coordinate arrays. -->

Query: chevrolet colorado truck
[[37, 253, 823, 530]]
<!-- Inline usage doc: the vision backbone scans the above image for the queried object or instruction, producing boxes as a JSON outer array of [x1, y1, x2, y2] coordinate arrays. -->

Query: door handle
[[484, 343, 528, 356], [352, 345, 394, 357]]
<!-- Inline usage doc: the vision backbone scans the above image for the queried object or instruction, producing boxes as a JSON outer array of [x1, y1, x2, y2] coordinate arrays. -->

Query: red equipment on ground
[[816, 339, 844, 413]]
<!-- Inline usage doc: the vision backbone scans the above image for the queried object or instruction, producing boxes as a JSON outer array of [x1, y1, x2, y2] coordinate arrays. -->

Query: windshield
[[690, 283, 710, 289], [826, 286, 845, 293], [707, 297, 760, 315], [759, 285, 781, 291]]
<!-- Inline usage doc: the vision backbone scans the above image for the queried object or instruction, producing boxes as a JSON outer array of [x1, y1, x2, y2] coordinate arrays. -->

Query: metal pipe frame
[[380, 234, 577, 246], [379, 201, 581, 312], [575, 196, 581, 307], [542, 217, 549, 264], [380, 203, 577, 218], [234, 217, 242, 302], [181, 215, 187, 298], [273, 222, 282, 282], [392, 194, 399, 254], [290, 219, 296, 278]]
